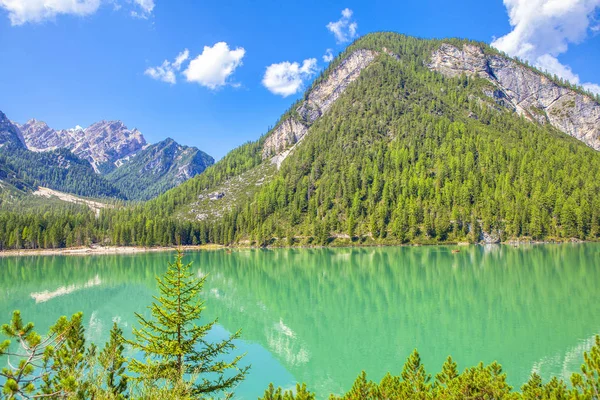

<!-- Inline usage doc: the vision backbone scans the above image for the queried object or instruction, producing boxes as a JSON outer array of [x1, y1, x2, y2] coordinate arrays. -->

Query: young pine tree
[[400, 349, 432, 397], [42, 312, 90, 398], [98, 322, 128, 399], [259, 383, 315, 400], [128, 250, 249, 398], [570, 335, 600, 398]]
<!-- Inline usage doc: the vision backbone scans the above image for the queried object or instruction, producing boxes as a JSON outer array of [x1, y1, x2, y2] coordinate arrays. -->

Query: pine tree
[[570, 335, 600, 398], [435, 356, 458, 387], [98, 322, 128, 399], [521, 372, 543, 399], [258, 383, 316, 400], [332, 371, 376, 400], [0, 311, 82, 399], [400, 349, 431, 398], [42, 312, 89, 397], [128, 250, 249, 397]]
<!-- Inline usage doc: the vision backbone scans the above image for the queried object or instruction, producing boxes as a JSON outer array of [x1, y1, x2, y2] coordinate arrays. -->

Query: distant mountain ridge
[[18, 118, 147, 173], [0, 111, 214, 201], [0, 110, 123, 198], [0, 111, 26, 149]]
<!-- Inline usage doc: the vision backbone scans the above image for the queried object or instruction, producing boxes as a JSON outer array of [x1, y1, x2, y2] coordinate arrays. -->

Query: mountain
[[2, 33, 600, 250], [105, 138, 214, 200], [118, 33, 600, 246], [0, 111, 123, 199], [12, 116, 214, 200], [18, 119, 147, 173]]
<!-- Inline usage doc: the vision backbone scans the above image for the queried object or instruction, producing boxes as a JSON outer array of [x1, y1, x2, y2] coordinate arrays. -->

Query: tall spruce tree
[[128, 250, 249, 397]]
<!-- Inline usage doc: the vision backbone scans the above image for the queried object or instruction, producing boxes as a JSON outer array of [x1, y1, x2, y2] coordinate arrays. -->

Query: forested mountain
[[2, 32, 600, 249], [105, 138, 214, 200]]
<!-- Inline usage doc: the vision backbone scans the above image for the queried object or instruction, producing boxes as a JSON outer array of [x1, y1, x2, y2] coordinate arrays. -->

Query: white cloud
[[145, 49, 189, 84], [0, 0, 156, 24], [492, 0, 600, 94], [130, 0, 154, 18], [0, 0, 101, 25], [134, 0, 153, 13], [173, 48, 189, 69], [262, 58, 318, 97], [323, 48, 334, 62], [183, 42, 245, 89], [583, 82, 600, 93], [326, 8, 358, 43]]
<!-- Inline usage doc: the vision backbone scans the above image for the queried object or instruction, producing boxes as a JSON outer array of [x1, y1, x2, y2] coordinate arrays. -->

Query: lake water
[[1, 244, 599, 398]]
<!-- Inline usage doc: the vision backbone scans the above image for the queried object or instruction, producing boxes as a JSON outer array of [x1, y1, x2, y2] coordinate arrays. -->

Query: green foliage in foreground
[[258, 344, 600, 400], [0, 252, 247, 399], [127, 251, 248, 397]]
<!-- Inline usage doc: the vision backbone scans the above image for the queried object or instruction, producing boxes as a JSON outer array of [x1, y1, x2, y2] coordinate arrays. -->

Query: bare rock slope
[[263, 49, 378, 162], [429, 43, 600, 150]]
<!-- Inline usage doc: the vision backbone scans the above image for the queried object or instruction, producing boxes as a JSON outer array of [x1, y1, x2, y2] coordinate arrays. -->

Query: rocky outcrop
[[428, 43, 600, 150], [262, 119, 308, 159], [19, 119, 147, 172], [16, 119, 74, 151], [262, 49, 378, 161], [298, 49, 378, 123]]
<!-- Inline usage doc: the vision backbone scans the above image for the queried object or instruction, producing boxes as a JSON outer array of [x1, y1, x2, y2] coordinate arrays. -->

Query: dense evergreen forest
[[104, 139, 215, 201], [1, 252, 599, 399], [0, 145, 123, 199], [2, 33, 600, 250]]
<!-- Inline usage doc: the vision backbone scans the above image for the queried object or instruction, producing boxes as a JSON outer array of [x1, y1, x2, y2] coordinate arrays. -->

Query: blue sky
[[1, 0, 599, 159]]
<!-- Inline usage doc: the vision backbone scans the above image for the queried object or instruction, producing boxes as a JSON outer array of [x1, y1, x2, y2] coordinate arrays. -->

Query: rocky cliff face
[[298, 49, 378, 123], [262, 49, 378, 161], [429, 43, 600, 150], [19, 119, 147, 172], [262, 119, 308, 160]]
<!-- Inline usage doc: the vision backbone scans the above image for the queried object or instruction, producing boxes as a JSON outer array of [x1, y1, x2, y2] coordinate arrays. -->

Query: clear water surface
[[1, 244, 599, 398]]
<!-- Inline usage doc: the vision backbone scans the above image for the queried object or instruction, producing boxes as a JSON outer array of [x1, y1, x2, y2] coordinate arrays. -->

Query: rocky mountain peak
[[19, 118, 147, 172], [0, 108, 215, 200], [428, 43, 600, 150]]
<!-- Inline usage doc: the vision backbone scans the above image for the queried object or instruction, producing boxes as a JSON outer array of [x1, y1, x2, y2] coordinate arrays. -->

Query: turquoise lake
[[1, 244, 599, 398]]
